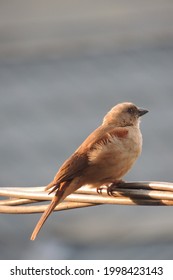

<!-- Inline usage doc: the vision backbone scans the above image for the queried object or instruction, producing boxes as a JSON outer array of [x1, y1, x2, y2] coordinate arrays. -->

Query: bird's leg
[[97, 184, 110, 194], [97, 180, 125, 194], [107, 180, 125, 196]]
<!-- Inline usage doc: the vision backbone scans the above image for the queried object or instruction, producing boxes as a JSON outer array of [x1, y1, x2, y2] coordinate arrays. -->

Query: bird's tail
[[30, 181, 70, 241]]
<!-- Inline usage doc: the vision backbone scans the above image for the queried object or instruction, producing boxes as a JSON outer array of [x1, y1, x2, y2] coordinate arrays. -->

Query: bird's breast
[[87, 127, 142, 180]]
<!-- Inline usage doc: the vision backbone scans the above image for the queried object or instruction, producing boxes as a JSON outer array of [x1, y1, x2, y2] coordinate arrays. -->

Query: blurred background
[[0, 0, 173, 259]]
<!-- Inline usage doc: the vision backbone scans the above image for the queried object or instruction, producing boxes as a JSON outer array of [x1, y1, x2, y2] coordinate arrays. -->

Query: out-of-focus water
[[0, 1, 173, 259]]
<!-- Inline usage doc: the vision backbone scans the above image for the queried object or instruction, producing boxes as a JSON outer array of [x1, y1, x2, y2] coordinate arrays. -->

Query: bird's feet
[[107, 180, 125, 196], [97, 185, 109, 194], [97, 180, 125, 196]]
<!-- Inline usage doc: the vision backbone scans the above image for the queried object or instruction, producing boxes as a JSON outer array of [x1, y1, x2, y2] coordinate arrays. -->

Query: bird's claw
[[97, 180, 125, 195], [107, 180, 125, 196], [97, 185, 108, 194]]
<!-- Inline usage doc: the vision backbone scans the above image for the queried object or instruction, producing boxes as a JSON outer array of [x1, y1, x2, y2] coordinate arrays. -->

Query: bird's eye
[[127, 107, 134, 114]]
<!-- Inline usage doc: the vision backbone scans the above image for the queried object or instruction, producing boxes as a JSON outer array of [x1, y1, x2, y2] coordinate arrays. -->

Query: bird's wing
[[52, 126, 128, 183], [49, 126, 104, 184], [53, 151, 88, 184], [83, 125, 129, 149]]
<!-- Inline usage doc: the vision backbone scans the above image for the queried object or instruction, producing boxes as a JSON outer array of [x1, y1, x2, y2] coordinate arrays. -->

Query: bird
[[30, 102, 148, 240]]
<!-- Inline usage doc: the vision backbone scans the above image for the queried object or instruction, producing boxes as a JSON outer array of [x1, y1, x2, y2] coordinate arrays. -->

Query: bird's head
[[103, 102, 148, 127]]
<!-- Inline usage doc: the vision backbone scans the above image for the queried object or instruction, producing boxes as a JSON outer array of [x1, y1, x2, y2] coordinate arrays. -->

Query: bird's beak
[[138, 108, 149, 117]]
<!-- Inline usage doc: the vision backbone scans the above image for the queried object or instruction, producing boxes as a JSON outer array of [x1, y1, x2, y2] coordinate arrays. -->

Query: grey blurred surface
[[0, 0, 173, 259]]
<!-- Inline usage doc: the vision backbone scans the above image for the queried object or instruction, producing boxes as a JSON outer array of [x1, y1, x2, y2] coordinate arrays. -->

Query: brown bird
[[30, 102, 148, 240]]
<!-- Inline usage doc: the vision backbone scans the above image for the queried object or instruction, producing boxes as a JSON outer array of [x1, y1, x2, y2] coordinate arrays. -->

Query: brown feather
[[46, 127, 128, 190], [46, 126, 128, 189], [30, 102, 148, 240], [31, 177, 83, 240]]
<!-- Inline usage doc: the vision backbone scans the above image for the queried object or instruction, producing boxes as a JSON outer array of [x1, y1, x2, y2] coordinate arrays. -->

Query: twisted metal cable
[[0, 181, 173, 214]]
